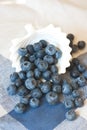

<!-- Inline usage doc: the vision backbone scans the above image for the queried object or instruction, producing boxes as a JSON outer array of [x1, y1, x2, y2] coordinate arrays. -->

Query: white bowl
[[10, 24, 72, 74]]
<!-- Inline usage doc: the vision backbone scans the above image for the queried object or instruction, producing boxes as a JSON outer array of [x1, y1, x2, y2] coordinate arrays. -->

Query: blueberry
[[29, 54, 36, 62], [64, 99, 74, 109], [14, 103, 27, 113], [30, 88, 42, 98], [36, 50, 45, 59], [34, 58, 42, 66], [43, 55, 54, 64], [10, 72, 19, 82], [40, 40, 48, 48], [29, 98, 40, 108], [52, 84, 61, 93], [74, 97, 84, 107], [55, 49, 62, 59], [26, 70, 34, 78], [21, 61, 32, 71], [50, 65, 58, 74], [17, 86, 29, 96], [72, 58, 80, 65], [69, 40, 73, 47], [7, 84, 17, 95], [34, 68, 41, 79], [45, 44, 56, 55], [37, 60, 48, 72], [26, 44, 34, 54], [71, 81, 79, 90], [65, 109, 76, 121], [77, 41, 86, 49], [52, 74, 61, 84], [46, 91, 58, 105], [67, 33, 74, 41], [72, 90, 80, 98], [42, 70, 51, 81], [76, 76, 86, 87], [25, 78, 37, 90], [70, 68, 80, 78], [33, 42, 43, 52], [18, 71, 26, 80], [20, 56, 29, 63], [20, 94, 31, 104], [18, 47, 27, 56], [62, 80, 72, 95], [83, 70, 87, 79], [76, 64, 86, 73], [71, 45, 78, 53], [40, 81, 51, 94], [15, 78, 23, 87]]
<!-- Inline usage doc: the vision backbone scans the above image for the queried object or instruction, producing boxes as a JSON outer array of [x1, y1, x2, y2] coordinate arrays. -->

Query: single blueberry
[[76, 76, 86, 87], [71, 45, 78, 53], [26, 70, 34, 78], [72, 58, 80, 66], [34, 68, 41, 79], [29, 54, 36, 62], [21, 61, 32, 71], [40, 81, 51, 94], [7, 84, 17, 95], [55, 49, 62, 59], [40, 40, 48, 48], [15, 78, 23, 87], [62, 80, 72, 95], [45, 44, 56, 55], [71, 81, 79, 90], [65, 109, 76, 121], [36, 50, 45, 59], [70, 68, 80, 78], [30, 88, 42, 98], [14, 103, 28, 113], [74, 97, 84, 107], [76, 64, 86, 73], [83, 70, 87, 79], [42, 70, 51, 81], [69, 40, 73, 47], [52, 74, 61, 84], [67, 33, 74, 41], [46, 91, 58, 105], [52, 84, 62, 93], [29, 98, 40, 108], [77, 41, 86, 49], [18, 47, 27, 56], [72, 90, 80, 98], [17, 86, 29, 97], [37, 60, 48, 72], [34, 58, 42, 66], [50, 65, 58, 74], [26, 44, 34, 54], [10, 72, 19, 82], [18, 71, 26, 80], [33, 42, 43, 52], [25, 78, 37, 90], [43, 55, 54, 64], [64, 99, 74, 109]]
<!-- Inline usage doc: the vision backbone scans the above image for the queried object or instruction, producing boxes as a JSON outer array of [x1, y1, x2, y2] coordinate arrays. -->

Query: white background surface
[[0, 0, 87, 58]]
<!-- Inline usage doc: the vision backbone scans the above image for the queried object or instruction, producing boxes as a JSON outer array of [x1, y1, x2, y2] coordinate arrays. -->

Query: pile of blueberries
[[7, 34, 87, 121]]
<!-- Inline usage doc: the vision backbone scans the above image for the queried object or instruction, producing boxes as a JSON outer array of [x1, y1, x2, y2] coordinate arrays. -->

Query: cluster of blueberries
[[67, 33, 86, 54], [7, 34, 87, 121]]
